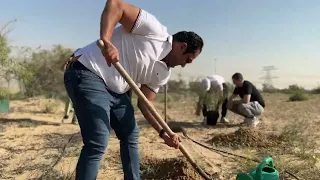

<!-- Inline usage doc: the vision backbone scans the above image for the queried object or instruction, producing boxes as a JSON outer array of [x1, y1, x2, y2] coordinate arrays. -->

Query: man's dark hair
[[172, 31, 204, 54], [232, 72, 243, 81]]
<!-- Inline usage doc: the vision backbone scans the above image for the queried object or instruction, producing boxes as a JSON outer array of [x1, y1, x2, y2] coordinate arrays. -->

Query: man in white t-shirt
[[63, 0, 203, 179], [196, 75, 229, 125]]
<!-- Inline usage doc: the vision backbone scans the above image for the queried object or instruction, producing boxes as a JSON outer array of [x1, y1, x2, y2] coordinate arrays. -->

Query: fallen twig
[[37, 132, 78, 180]]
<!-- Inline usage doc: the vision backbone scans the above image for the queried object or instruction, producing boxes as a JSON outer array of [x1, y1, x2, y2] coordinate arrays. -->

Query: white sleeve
[[201, 78, 211, 91], [218, 83, 223, 91], [210, 78, 224, 91], [219, 76, 225, 91], [131, 9, 169, 40], [213, 75, 225, 91], [144, 61, 171, 93]]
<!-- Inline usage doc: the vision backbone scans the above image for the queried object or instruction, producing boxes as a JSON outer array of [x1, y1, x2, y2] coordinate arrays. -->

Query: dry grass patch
[[208, 128, 284, 149]]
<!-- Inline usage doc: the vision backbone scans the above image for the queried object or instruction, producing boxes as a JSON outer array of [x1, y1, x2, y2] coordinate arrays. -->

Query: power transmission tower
[[260, 66, 278, 89]]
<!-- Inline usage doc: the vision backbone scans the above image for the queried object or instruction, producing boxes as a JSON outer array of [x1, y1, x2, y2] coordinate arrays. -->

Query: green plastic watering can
[[236, 156, 279, 180]]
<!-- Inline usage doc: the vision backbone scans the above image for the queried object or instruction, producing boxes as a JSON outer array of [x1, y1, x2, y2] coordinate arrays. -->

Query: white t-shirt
[[201, 75, 225, 91], [74, 9, 172, 94]]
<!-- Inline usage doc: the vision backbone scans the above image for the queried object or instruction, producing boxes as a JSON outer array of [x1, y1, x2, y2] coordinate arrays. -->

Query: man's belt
[[63, 54, 81, 71]]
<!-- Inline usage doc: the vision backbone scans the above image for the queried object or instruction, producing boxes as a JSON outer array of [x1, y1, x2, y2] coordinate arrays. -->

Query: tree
[[167, 73, 187, 93], [12, 45, 73, 97], [288, 84, 304, 92], [188, 78, 202, 95], [0, 20, 17, 88]]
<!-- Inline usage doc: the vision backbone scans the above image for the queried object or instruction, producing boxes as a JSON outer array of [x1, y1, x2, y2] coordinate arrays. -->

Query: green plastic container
[[0, 99, 10, 113], [236, 157, 279, 180]]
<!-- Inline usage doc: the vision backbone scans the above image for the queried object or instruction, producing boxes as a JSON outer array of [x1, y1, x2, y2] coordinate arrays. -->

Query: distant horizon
[[0, 77, 317, 91], [2, 0, 320, 89], [4, 43, 320, 90]]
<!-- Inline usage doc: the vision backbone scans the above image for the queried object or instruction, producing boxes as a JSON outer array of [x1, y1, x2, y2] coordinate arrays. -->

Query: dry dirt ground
[[0, 93, 319, 180]]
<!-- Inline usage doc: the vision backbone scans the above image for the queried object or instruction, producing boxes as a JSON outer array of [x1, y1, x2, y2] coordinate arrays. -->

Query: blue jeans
[[64, 60, 140, 180]]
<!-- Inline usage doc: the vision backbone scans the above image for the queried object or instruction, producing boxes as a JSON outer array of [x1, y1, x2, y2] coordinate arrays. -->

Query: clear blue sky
[[2, 0, 320, 89]]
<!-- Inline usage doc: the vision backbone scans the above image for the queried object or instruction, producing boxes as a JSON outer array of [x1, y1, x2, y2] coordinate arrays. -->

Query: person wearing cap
[[196, 75, 229, 125]]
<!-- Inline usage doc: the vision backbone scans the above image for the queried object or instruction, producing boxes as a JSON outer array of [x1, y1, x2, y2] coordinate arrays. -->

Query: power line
[[259, 66, 278, 88]]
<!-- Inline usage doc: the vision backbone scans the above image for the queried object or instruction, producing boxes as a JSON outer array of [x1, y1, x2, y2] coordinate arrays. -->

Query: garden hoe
[[97, 40, 212, 180]]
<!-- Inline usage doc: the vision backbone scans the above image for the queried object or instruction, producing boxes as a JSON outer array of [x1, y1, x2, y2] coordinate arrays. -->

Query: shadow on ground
[[0, 118, 61, 131], [138, 119, 241, 131], [0, 118, 62, 134]]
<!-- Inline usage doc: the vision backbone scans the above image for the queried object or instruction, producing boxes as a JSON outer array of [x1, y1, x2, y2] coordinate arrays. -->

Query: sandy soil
[[0, 94, 319, 180]]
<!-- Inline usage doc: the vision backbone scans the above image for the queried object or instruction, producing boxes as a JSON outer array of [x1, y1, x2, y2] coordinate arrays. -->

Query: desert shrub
[[43, 100, 59, 113], [188, 80, 202, 95], [262, 83, 278, 93], [0, 88, 10, 100], [288, 92, 309, 101], [311, 86, 320, 94], [11, 45, 72, 98], [9, 92, 26, 100], [281, 84, 306, 94], [167, 78, 188, 93]]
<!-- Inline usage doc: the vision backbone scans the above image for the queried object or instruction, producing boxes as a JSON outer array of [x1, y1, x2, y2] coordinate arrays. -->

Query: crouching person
[[227, 73, 265, 127], [196, 75, 229, 126]]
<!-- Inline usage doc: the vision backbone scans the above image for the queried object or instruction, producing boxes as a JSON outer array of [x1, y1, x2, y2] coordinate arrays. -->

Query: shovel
[[97, 40, 212, 180], [164, 83, 168, 122]]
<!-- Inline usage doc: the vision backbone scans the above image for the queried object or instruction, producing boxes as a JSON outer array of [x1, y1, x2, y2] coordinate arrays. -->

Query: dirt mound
[[208, 128, 283, 148], [140, 157, 205, 180]]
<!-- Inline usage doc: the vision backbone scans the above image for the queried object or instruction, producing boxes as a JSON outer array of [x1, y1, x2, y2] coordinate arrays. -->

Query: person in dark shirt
[[227, 73, 265, 127]]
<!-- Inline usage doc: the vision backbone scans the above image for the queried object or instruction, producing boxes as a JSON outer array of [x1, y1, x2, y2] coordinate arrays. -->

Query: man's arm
[[242, 95, 251, 104], [138, 85, 180, 149], [137, 85, 163, 134], [195, 95, 202, 116], [100, 0, 140, 41], [228, 94, 238, 101], [241, 83, 252, 104], [228, 87, 238, 103], [227, 94, 238, 109]]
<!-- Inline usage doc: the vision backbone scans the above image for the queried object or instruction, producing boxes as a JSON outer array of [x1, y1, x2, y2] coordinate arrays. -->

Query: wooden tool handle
[[96, 40, 212, 180], [164, 84, 168, 122]]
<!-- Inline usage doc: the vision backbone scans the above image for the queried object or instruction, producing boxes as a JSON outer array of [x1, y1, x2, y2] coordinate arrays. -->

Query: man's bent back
[[64, 1, 204, 180]]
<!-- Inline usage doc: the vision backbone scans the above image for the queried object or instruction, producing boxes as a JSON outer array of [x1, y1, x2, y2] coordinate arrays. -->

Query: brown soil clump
[[208, 128, 283, 149], [140, 157, 205, 180]]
